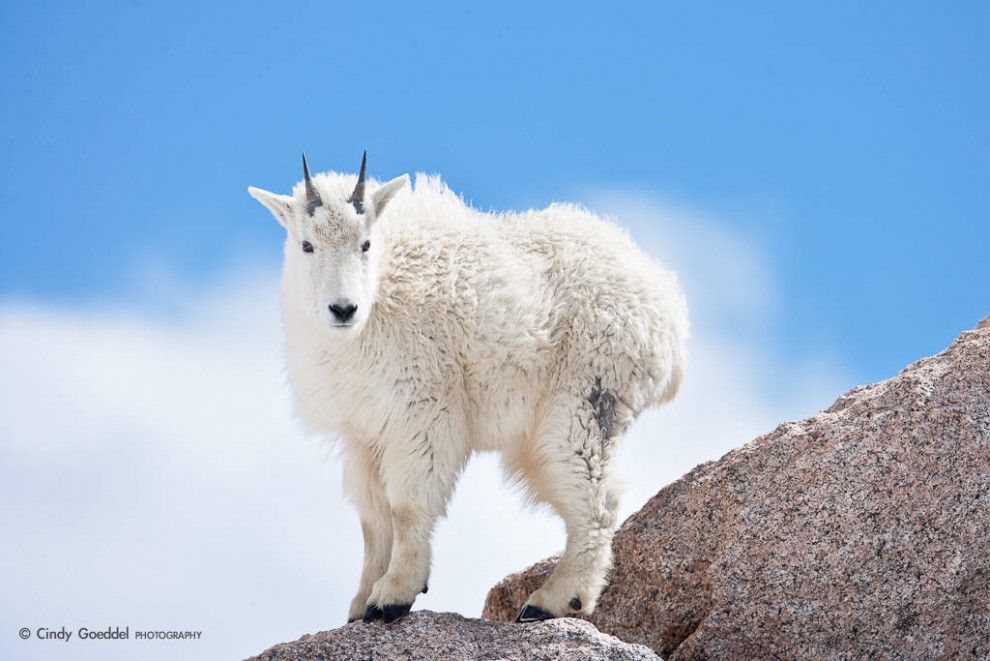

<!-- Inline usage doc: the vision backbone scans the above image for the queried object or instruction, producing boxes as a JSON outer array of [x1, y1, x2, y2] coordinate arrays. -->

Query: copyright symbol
[[19, 628, 31, 639]]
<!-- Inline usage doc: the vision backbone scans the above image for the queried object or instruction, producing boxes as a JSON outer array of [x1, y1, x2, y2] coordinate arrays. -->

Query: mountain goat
[[247, 153, 688, 625]]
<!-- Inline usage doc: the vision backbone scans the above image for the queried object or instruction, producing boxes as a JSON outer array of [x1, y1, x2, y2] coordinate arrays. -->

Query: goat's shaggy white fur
[[248, 161, 688, 624]]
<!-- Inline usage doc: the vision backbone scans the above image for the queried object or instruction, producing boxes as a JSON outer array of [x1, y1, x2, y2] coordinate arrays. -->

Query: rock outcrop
[[485, 316, 990, 659], [247, 611, 660, 660]]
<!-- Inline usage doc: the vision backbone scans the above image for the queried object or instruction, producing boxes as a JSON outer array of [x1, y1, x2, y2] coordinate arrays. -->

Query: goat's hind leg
[[516, 385, 626, 622]]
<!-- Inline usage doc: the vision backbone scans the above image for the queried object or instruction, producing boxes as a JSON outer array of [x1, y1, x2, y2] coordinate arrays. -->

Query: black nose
[[328, 302, 358, 324]]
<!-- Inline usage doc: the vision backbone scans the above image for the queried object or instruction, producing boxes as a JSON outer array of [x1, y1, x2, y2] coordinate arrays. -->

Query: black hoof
[[569, 597, 582, 611], [347, 617, 358, 624], [421, 583, 429, 594], [516, 604, 555, 623], [362, 605, 383, 622], [381, 603, 412, 624]]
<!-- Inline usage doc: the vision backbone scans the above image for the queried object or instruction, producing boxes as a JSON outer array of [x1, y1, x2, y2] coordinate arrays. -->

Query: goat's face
[[287, 204, 379, 335], [248, 153, 408, 337]]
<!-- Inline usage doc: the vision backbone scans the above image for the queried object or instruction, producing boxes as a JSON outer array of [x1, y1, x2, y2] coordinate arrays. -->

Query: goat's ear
[[371, 174, 409, 219], [247, 187, 294, 228]]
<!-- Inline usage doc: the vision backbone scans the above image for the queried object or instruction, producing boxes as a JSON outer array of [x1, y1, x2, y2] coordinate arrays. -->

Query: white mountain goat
[[247, 153, 688, 625]]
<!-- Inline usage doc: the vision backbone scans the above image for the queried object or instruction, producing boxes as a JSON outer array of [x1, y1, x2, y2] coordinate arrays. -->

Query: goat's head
[[248, 152, 408, 336]]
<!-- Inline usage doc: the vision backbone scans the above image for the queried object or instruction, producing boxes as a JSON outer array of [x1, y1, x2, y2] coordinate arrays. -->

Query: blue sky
[[2, 1, 988, 381], [3, 3, 989, 659]]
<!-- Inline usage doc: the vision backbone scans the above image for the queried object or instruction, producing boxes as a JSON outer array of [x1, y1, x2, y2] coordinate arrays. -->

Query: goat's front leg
[[341, 442, 393, 623], [364, 410, 467, 624]]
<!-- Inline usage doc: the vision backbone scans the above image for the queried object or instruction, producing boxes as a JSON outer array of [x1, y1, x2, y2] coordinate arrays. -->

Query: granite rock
[[247, 610, 661, 660], [485, 317, 990, 659]]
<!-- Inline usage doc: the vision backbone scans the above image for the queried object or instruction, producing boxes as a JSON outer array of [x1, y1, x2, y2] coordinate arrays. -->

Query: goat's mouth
[[326, 319, 362, 332]]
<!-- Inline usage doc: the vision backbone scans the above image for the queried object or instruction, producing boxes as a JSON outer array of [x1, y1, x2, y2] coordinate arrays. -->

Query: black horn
[[349, 150, 367, 214], [302, 153, 322, 215]]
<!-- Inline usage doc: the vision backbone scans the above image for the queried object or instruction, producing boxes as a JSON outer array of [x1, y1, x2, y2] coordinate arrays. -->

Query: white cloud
[[0, 195, 851, 661]]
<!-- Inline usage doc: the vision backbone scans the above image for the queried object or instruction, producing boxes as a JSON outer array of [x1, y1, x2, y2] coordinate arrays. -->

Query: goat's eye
[[361, 240, 371, 253], [301, 241, 314, 253]]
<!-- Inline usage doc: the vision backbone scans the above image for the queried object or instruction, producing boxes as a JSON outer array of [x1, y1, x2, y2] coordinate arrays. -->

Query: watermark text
[[19, 626, 202, 643]]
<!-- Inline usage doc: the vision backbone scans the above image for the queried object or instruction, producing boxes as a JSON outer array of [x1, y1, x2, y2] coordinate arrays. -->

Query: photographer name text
[[22, 626, 202, 642]]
